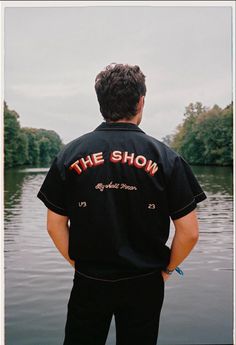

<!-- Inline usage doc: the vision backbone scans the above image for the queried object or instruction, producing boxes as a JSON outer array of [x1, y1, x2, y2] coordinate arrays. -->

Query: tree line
[[163, 102, 233, 166], [4, 102, 64, 168], [4, 101, 233, 168]]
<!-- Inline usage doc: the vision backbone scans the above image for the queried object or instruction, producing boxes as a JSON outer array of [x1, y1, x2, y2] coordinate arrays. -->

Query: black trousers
[[63, 269, 165, 345]]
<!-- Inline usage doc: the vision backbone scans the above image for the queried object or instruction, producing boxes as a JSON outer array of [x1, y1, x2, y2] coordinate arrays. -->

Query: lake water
[[4, 166, 234, 345]]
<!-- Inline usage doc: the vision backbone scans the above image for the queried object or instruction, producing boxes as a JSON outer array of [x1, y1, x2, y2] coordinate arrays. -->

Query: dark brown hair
[[95, 63, 146, 121]]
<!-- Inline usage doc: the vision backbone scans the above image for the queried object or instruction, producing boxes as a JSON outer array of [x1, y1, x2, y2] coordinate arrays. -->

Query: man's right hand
[[161, 270, 171, 282]]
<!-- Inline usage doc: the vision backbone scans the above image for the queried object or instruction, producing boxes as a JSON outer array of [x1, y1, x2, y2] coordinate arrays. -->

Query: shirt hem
[[170, 191, 207, 220], [37, 190, 68, 216], [74, 268, 161, 282]]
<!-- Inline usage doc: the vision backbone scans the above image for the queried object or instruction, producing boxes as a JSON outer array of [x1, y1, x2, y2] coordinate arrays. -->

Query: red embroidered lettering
[[92, 152, 104, 166], [110, 151, 122, 163], [145, 160, 159, 176], [69, 160, 82, 175], [80, 155, 94, 171], [69, 151, 158, 177], [122, 151, 134, 165], [133, 155, 147, 168], [145, 160, 158, 176]]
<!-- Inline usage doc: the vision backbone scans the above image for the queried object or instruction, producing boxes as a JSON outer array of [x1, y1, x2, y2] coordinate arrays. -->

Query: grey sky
[[4, 5, 232, 144]]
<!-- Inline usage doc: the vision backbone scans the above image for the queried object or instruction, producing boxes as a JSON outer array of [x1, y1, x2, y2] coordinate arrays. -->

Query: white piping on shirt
[[38, 190, 65, 211], [170, 191, 205, 216]]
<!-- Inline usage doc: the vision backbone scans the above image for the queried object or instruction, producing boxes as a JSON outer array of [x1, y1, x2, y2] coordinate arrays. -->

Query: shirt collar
[[94, 122, 145, 133]]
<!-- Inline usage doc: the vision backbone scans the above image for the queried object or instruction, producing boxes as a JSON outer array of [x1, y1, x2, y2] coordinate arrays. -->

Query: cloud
[[4, 5, 232, 144], [10, 82, 87, 99]]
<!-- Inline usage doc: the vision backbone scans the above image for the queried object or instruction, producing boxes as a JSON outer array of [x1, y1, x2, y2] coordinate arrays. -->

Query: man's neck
[[108, 113, 142, 125], [112, 119, 137, 124]]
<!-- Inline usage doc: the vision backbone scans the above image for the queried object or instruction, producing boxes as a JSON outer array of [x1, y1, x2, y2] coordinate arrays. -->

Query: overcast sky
[[4, 4, 232, 144]]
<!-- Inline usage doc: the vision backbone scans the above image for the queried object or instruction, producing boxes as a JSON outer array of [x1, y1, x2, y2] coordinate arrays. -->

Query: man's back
[[37, 63, 206, 345], [38, 121, 205, 280]]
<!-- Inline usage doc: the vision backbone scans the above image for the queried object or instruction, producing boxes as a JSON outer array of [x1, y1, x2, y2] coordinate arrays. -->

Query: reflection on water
[[4, 166, 233, 345], [191, 165, 233, 195]]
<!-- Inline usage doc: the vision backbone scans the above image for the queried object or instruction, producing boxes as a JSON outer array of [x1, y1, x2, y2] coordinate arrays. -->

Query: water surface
[[4, 166, 233, 345]]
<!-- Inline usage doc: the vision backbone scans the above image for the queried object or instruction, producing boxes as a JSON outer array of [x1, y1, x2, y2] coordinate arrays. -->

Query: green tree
[[4, 102, 64, 168], [15, 132, 29, 165], [4, 102, 21, 167], [171, 102, 206, 164], [35, 129, 63, 159], [195, 104, 232, 165], [169, 102, 233, 166], [39, 137, 51, 166], [21, 128, 40, 165]]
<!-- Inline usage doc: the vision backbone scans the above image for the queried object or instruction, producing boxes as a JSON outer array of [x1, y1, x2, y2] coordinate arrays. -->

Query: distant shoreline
[[4, 163, 233, 172]]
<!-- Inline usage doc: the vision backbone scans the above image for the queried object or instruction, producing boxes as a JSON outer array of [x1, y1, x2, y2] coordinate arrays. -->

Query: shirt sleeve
[[37, 157, 68, 216], [167, 156, 207, 220]]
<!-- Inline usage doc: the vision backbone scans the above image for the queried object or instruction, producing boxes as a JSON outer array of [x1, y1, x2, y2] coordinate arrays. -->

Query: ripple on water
[[4, 167, 233, 345]]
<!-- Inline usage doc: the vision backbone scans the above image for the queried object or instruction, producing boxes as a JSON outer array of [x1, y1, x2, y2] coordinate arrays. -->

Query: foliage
[[4, 102, 63, 168], [167, 102, 233, 166]]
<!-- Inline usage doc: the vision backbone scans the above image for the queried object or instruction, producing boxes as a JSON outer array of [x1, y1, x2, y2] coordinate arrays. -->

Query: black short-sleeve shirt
[[37, 122, 206, 279]]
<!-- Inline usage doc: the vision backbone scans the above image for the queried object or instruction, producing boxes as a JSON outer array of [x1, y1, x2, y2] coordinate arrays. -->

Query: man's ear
[[141, 96, 145, 106], [137, 96, 145, 112]]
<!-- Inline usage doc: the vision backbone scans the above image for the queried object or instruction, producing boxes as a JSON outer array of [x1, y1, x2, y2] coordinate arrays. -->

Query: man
[[37, 63, 206, 345]]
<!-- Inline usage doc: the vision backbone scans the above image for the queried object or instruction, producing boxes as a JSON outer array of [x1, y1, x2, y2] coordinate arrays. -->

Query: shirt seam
[[75, 269, 159, 282], [95, 128, 144, 133], [170, 191, 205, 216], [171, 199, 195, 216], [38, 190, 65, 211], [193, 191, 205, 198]]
